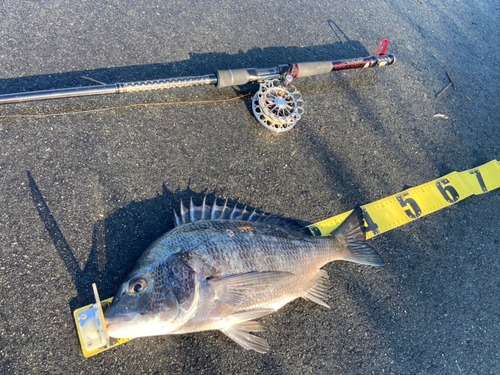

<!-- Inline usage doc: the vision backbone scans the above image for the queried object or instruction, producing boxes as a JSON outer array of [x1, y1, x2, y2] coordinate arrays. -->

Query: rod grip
[[295, 61, 334, 78], [216, 69, 251, 88]]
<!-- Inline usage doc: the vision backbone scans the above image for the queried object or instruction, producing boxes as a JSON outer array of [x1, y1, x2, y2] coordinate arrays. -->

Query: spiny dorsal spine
[[173, 196, 301, 230]]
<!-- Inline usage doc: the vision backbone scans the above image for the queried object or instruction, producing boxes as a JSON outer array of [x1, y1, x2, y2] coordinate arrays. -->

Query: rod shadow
[[2, 40, 370, 97]]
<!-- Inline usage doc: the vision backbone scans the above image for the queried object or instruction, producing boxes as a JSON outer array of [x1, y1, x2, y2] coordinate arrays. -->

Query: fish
[[104, 198, 384, 353]]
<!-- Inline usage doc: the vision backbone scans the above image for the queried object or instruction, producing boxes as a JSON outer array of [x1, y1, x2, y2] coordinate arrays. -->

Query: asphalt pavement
[[1, 1, 499, 374]]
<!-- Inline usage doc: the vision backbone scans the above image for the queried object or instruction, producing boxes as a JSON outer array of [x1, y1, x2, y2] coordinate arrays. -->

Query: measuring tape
[[308, 160, 500, 238]]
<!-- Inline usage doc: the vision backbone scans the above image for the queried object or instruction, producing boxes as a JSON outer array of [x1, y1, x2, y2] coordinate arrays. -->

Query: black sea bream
[[104, 198, 383, 353]]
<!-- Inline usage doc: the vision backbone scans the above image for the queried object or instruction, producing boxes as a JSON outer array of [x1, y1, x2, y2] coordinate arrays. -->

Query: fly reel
[[252, 75, 305, 133]]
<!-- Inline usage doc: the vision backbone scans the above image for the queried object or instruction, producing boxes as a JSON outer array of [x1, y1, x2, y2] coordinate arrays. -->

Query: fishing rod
[[0, 40, 396, 132]]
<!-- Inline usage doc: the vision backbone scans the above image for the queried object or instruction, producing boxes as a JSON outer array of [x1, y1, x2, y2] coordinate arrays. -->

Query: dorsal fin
[[174, 196, 311, 234]]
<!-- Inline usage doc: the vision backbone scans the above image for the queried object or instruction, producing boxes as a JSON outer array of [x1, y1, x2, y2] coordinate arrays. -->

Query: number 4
[[361, 207, 380, 236]]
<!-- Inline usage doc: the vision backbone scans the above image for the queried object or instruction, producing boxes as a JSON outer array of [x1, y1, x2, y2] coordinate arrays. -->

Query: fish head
[[104, 255, 199, 338], [104, 263, 181, 338]]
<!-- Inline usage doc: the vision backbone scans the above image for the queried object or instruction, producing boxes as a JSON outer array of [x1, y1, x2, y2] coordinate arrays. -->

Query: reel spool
[[252, 77, 305, 133]]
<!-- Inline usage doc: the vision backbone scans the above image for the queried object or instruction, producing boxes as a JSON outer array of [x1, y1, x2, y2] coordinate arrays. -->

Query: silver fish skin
[[104, 198, 383, 353]]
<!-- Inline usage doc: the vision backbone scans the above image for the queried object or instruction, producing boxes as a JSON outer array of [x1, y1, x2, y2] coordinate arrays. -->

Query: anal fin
[[302, 269, 330, 308]]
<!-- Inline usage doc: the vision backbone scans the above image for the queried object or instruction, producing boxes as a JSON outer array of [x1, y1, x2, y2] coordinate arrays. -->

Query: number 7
[[469, 169, 488, 193]]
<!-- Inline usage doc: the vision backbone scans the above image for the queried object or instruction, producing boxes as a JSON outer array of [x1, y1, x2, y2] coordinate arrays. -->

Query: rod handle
[[295, 61, 334, 78], [216, 69, 251, 88], [216, 65, 288, 88]]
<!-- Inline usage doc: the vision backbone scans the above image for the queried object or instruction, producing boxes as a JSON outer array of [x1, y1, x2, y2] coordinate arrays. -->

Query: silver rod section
[[118, 74, 217, 93], [0, 85, 118, 104], [0, 74, 217, 105]]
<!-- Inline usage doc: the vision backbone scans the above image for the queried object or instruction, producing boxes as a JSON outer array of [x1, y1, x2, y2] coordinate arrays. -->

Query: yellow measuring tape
[[309, 159, 500, 238]]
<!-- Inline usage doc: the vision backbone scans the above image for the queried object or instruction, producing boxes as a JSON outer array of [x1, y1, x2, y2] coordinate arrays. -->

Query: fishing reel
[[251, 68, 305, 133]]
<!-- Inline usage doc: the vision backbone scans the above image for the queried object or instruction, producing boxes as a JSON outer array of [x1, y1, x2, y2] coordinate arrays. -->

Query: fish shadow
[[27, 172, 277, 310], [28, 171, 297, 370]]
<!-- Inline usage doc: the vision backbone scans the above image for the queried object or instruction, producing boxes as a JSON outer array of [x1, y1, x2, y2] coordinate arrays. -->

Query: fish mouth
[[105, 314, 137, 325]]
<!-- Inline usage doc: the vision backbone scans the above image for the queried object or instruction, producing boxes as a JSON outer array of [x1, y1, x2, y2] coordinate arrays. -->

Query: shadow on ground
[[0, 38, 370, 96]]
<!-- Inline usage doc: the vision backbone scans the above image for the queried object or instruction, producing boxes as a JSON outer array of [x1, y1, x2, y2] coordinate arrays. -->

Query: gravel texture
[[1, 0, 499, 374]]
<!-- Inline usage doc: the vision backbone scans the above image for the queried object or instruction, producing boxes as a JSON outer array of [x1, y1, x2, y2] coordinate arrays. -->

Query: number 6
[[436, 179, 459, 203]]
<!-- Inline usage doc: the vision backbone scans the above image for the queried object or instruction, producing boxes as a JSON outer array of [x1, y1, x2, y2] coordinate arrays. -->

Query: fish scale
[[104, 199, 383, 352], [171, 220, 332, 275]]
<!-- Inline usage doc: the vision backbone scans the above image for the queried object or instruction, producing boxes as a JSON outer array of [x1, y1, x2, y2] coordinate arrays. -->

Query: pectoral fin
[[209, 271, 294, 306]]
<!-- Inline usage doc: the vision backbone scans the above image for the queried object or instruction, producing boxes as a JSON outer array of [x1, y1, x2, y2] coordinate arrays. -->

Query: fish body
[[104, 199, 383, 353]]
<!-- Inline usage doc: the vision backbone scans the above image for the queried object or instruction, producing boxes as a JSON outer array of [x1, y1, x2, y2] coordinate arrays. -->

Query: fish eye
[[129, 278, 147, 294]]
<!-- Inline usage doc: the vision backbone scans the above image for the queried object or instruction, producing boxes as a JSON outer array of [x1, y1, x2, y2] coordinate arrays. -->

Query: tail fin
[[331, 208, 384, 266]]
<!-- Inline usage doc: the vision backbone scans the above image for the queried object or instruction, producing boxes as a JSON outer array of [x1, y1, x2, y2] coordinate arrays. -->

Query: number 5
[[396, 192, 422, 219]]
